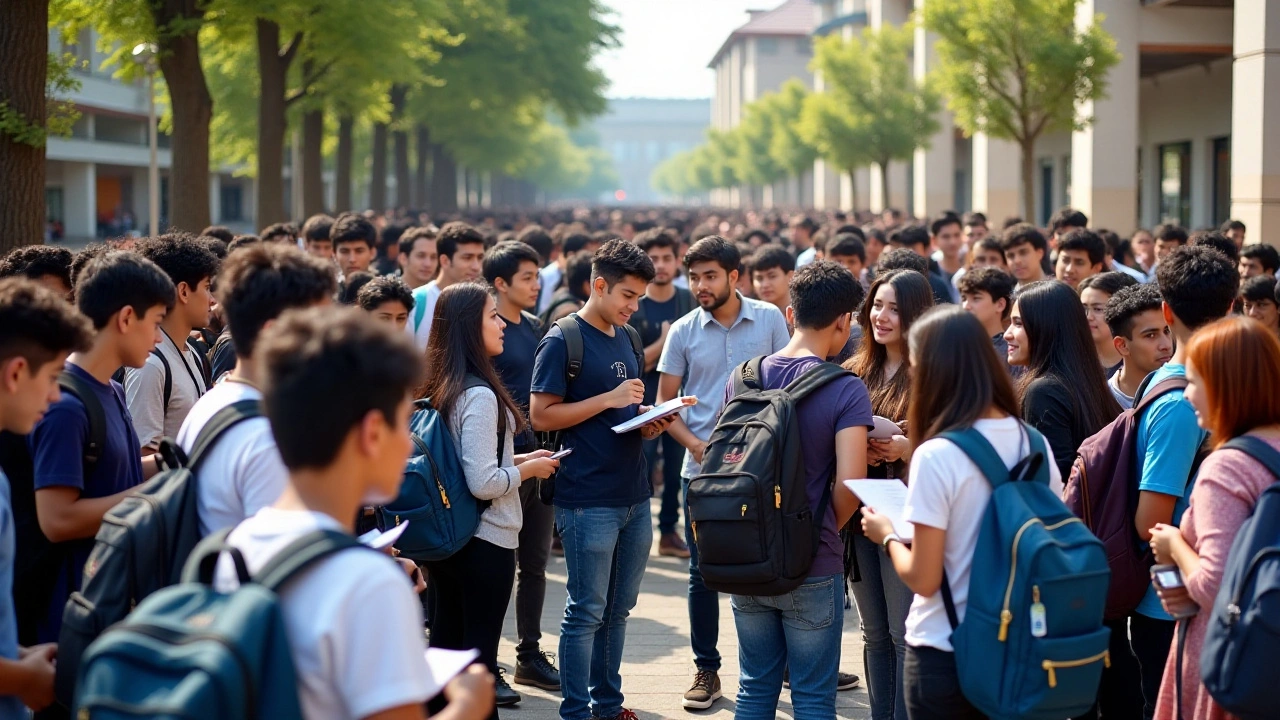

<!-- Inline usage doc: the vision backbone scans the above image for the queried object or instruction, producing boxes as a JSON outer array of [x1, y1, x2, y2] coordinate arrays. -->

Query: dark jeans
[[683, 477, 721, 672], [1129, 613, 1175, 720], [644, 434, 684, 535], [515, 477, 554, 661], [1073, 615, 1144, 720], [425, 536, 516, 720], [903, 646, 987, 720]]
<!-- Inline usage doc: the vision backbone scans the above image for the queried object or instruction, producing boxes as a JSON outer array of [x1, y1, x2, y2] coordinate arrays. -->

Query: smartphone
[[550, 447, 574, 460], [1151, 564, 1184, 590]]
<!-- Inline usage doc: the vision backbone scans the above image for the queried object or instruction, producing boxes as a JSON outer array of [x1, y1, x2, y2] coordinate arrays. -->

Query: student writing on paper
[[860, 307, 1062, 720]]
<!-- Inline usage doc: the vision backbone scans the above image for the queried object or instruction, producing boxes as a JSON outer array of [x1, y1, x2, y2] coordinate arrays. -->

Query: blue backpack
[[939, 425, 1111, 720], [1199, 435, 1280, 720], [74, 528, 366, 719], [376, 376, 503, 562]]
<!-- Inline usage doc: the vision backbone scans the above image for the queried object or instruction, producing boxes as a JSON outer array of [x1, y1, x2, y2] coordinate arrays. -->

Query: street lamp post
[[132, 44, 159, 236]]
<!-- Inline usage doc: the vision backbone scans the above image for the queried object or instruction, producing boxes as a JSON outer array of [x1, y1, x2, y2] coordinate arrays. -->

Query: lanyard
[[161, 327, 206, 398]]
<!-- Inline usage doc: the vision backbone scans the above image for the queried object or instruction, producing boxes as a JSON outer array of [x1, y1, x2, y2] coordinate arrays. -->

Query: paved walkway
[[495, 498, 873, 719]]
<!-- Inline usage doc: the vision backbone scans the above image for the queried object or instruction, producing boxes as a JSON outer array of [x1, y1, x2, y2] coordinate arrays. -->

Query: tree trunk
[[847, 170, 860, 213], [1020, 137, 1036, 223], [156, 5, 213, 234], [390, 85, 410, 209], [879, 160, 891, 217], [335, 114, 353, 212], [431, 144, 457, 214], [301, 103, 324, 217], [0, 0, 47, 252], [414, 124, 430, 209], [255, 19, 295, 226], [369, 122, 388, 212]]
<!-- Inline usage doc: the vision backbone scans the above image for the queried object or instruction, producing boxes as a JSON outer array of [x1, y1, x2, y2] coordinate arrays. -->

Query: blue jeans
[[731, 574, 845, 720], [643, 435, 684, 535], [555, 502, 653, 720], [848, 532, 913, 720], [683, 477, 720, 671]]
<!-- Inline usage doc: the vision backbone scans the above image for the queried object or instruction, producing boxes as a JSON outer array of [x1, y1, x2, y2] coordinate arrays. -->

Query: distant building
[[594, 98, 710, 205]]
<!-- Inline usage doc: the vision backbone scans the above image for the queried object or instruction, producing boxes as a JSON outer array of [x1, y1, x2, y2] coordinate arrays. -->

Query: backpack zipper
[[1042, 649, 1110, 688], [999, 517, 1084, 641], [774, 485, 781, 509]]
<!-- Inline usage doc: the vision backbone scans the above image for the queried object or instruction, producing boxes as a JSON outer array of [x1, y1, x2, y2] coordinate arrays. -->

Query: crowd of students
[[0, 202, 1276, 720]]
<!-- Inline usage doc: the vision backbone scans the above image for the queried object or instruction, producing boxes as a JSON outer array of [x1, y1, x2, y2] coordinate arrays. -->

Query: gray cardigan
[[447, 386, 523, 549]]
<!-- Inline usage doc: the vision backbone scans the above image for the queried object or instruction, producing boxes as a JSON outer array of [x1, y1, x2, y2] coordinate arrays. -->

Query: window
[[1213, 137, 1231, 226], [796, 38, 812, 56], [757, 37, 778, 55], [45, 188, 64, 224], [220, 184, 244, 222], [646, 141, 661, 162], [1159, 142, 1192, 227]]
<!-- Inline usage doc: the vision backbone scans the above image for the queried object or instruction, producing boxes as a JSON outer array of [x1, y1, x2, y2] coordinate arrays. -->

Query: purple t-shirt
[[725, 354, 873, 577]]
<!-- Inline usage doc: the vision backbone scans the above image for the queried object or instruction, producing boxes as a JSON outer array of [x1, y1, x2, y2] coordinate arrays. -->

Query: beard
[[699, 285, 732, 312]]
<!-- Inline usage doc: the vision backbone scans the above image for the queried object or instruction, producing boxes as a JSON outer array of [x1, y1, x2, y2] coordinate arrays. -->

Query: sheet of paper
[[611, 396, 697, 434], [843, 479, 914, 541], [422, 647, 480, 699], [357, 520, 409, 551], [869, 416, 904, 439]]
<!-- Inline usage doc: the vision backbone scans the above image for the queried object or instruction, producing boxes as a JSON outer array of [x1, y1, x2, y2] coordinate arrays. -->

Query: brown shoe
[[659, 532, 691, 558]]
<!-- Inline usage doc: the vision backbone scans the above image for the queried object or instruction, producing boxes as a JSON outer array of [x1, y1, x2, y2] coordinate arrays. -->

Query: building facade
[[596, 98, 710, 205]]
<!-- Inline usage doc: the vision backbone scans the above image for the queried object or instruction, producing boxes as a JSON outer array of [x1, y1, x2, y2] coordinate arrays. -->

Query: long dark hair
[[417, 282, 526, 433], [846, 269, 934, 421], [908, 306, 1021, 443], [1014, 280, 1121, 435]]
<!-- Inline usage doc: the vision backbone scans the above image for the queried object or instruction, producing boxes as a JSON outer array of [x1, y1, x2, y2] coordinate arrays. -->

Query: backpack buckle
[[1226, 603, 1241, 625]]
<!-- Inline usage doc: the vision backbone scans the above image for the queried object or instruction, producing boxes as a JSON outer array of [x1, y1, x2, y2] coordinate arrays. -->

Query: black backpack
[[55, 399, 261, 705], [535, 313, 644, 504], [687, 356, 852, 596]]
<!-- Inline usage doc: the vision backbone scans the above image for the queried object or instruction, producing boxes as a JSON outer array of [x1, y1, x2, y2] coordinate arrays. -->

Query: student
[[1049, 206, 1089, 246], [398, 226, 439, 290], [1147, 316, 1280, 720], [1079, 272, 1140, 375], [529, 240, 675, 720], [893, 225, 955, 305], [949, 236, 1007, 298], [962, 212, 988, 245], [957, 266, 1017, 373], [216, 306, 495, 720], [749, 245, 796, 315], [1132, 229, 1158, 279], [125, 234, 219, 451], [418, 283, 560, 716], [864, 227, 888, 271], [1241, 275, 1280, 335], [1099, 229, 1147, 282], [0, 279, 93, 715], [843, 268, 932, 720], [999, 223, 1049, 288], [860, 305, 1065, 720], [629, 229, 695, 558], [331, 212, 377, 283], [791, 216, 820, 267], [930, 215, 965, 293], [1238, 243, 1279, 280], [376, 222, 410, 277], [516, 225, 554, 267], [177, 244, 336, 536], [0, 246, 74, 297], [537, 233, 593, 315], [300, 213, 334, 261], [259, 222, 296, 245], [656, 236, 791, 711], [541, 252, 594, 326], [408, 222, 486, 351], [1219, 219, 1247, 249], [827, 233, 868, 281], [725, 261, 870, 720], [1004, 280, 1121, 479], [1103, 284, 1173, 409], [1054, 228, 1106, 291], [1153, 224, 1189, 266], [200, 225, 235, 245], [28, 252, 174, 642], [357, 276, 415, 333]]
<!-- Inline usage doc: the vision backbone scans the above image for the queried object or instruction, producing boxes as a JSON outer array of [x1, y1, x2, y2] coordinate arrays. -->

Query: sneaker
[[681, 669, 722, 710], [495, 669, 521, 706], [551, 534, 564, 557], [514, 651, 561, 691], [782, 668, 861, 691], [594, 710, 640, 720], [659, 532, 691, 558]]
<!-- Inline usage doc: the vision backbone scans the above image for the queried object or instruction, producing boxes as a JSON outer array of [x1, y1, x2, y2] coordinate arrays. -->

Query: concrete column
[[972, 132, 1022, 222], [913, 2, 955, 218], [1231, 0, 1280, 245], [1071, 0, 1139, 230], [208, 173, 222, 225], [64, 162, 97, 240], [132, 166, 151, 232]]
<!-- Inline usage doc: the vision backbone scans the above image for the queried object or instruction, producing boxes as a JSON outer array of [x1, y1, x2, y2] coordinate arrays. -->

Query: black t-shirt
[[494, 312, 541, 451], [631, 294, 682, 405]]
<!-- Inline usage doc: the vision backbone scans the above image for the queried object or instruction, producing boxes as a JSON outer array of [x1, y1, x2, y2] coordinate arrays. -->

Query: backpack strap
[[938, 424, 1049, 490], [183, 527, 251, 585], [253, 529, 366, 592], [1220, 435, 1280, 481], [149, 347, 173, 409], [521, 310, 544, 336], [675, 287, 694, 319], [781, 361, 852, 402], [187, 336, 213, 389], [621, 322, 644, 376], [57, 371, 107, 477], [1133, 375, 1188, 412], [555, 315, 584, 383], [186, 400, 262, 469]]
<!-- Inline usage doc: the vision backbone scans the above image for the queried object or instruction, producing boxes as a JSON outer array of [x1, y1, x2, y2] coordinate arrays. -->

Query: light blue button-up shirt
[[656, 293, 791, 478]]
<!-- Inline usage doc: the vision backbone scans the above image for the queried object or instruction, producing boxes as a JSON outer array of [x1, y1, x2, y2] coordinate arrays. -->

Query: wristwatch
[[882, 533, 902, 551]]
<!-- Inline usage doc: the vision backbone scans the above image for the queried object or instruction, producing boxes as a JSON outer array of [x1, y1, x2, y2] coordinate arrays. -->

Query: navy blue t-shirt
[[494, 312, 541, 451], [632, 294, 682, 405], [29, 362, 145, 641], [531, 315, 648, 509]]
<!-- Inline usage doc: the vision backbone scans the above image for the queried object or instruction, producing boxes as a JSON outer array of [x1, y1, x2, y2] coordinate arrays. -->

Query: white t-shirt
[[177, 379, 289, 535], [1107, 371, 1135, 410], [125, 331, 209, 449], [902, 416, 1063, 651], [215, 508, 431, 719], [537, 264, 562, 315], [407, 280, 442, 351]]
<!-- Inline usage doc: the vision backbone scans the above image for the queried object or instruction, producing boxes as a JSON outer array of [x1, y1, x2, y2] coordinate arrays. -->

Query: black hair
[[849, 269, 934, 421], [381, 222, 412, 251], [70, 243, 112, 291], [258, 306, 422, 470], [0, 245, 73, 290], [1104, 283, 1164, 339], [437, 221, 487, 260], [562, 233, 592, 256], [398, 226, 437, 256], [957, 266, 1016, 318], [1220, 219, 1246, 233], [197, 235, 229, 260], [228, 235, 261, 253], [962, 212, 987, 228], [1049, 206, 1089, 233], [357, 276, 415, 314], [301, 214, 334, 243], [683, 235, 740, 274], [1153, 223, 1189, 244], [827, 233, 867, 262], [216, 243, 337, 359], [135, 232, 222, 291], [1156, 245, 1238, 330], [260, 222, 297, 243], [1189, 230, 1239, 264], [929, 215, 962, 237], [200, 225, 235, 244], [896, 225, 930, 248], [1078, 271, 1139, 297], [741, 228, 772, 245], [338, 272, 375, 305], [516, 225, 553, 264], [834, 224, 866, 241], [75, 251, 175, 330], [330, 212, 377, 248], [636, 228, 679, 255], [483, 240, 542, 287], [791, 216, 818, 232], [564, 251, 595, 300], [875, 247, 929, 277], [1241, 274, 1278, 304], [1000, 223, 1049, 254], [790, 260, 865, 330], [1241, 243, 1280, 274], [864, 227, 887, 245], [1056, 228, 1106, 266], [591, 238, 655, 288], [750, 245, 795, 275], [0, 277, 93, 370]]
